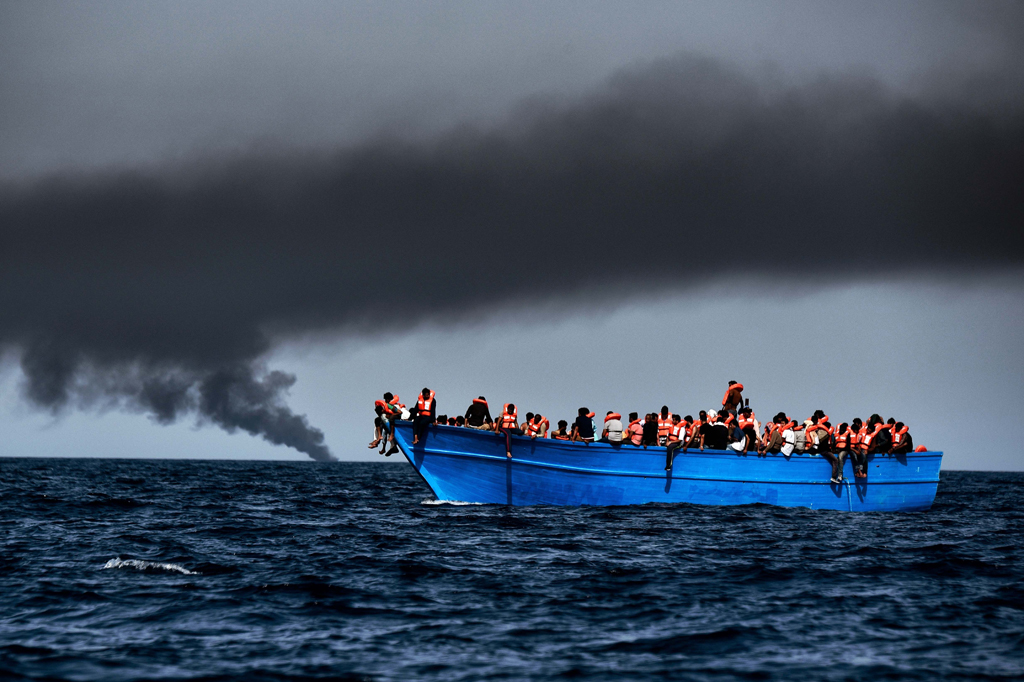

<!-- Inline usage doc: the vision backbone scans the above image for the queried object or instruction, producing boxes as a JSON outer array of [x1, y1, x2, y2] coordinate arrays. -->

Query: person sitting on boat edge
[[891, 421, 912, 454], [641, 413, 659, 449], [737, 407, 758, 454], [571, 407, 595, 443], [412, 387, 436, 446], [758, 415, 786, 456], [665, 414, 686, 469], [455, 415, 466, 427], [624, 412, 643, 446], [464, 396, 493, 430], [682, 411, 706, 453], [807, 415, 843, 483], [529, 413, 550, 439], [495, 403, 521, 458], [551, 420, 571, 440], [657, 406, 672, 445], [601, 411, 624, 443]]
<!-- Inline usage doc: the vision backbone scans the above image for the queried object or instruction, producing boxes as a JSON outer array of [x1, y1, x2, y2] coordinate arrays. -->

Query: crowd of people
[[370, 381, 923, 483]]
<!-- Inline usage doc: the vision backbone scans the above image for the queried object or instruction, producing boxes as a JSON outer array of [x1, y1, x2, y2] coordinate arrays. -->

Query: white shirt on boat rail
[[781, 428, 796, 456]]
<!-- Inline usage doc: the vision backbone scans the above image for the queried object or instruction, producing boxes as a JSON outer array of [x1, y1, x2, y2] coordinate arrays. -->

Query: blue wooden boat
[[392, 421, 941, 512]]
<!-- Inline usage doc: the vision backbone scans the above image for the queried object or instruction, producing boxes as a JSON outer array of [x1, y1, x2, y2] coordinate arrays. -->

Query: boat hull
[[392, 422, 941, 512]]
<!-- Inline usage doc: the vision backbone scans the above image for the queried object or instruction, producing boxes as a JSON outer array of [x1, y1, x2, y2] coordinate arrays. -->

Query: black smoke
[[1, 55, 1022, 458]]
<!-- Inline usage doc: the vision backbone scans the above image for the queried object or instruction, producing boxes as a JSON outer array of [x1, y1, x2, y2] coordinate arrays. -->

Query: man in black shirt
[[701, 414, 730, 450], [464, 396, 493, 430]]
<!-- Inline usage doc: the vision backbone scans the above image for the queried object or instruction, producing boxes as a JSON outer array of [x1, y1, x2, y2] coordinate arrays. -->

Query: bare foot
[[368, 440, 380, 449], [506, 451, 512, 458]]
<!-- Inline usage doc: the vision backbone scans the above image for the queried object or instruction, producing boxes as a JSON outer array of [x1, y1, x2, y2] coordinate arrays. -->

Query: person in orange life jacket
[[665, 414, 688, 469], [601, 412, 624, 443], [759, 415, 786, 455], [657, 406, 672, 445], [807, 416, 843, 483], [571, 407, 596, 443], [721, 381, 744, 416], [369, 391, 401, 451], [682, 411, 707, 453], [529, 414, 550, 439], [863, 414, 892, 455], [890, 421, 913, 454], [464, 397, 493, 430], [412, 388, 436, 445], [848, 418, 868, 477], [524, 413, 534, 433], [624, 412, 643, 446], [495, 403, 522, 458], [737, 407, 758, 454], [832, 422, 855, 476]]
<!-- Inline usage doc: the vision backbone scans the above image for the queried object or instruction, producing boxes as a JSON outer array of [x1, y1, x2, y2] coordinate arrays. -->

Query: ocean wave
[[102, 557, 197, 575], [420, 499, 485, 506]]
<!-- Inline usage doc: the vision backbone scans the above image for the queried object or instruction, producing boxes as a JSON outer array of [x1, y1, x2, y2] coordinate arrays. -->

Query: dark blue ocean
[[1, 460, 1022, 681]]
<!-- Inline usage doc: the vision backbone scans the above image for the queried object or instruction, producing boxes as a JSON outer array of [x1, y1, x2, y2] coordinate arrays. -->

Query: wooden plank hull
[[392, 422, 941, 512]]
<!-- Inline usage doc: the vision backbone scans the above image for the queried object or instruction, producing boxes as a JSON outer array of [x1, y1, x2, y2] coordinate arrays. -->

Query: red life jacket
[[604, 412, 622, 423], [552, 431, 571, 441], [738, 413, 755, 430], [416, 391, 435, 417], [499, 404, 518, 429], [472, 398, 488, 407]]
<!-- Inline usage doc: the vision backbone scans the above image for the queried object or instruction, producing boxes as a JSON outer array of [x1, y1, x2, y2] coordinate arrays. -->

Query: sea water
[[0, 459, 1021, 681]]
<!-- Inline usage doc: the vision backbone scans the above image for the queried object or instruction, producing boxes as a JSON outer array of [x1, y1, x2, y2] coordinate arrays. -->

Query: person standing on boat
[[570, 408, 595, 443], [464, 397, 493, 430], [601, 412, 623, 443], [412, 388, 436, 446], [721, 381, 744, 416]]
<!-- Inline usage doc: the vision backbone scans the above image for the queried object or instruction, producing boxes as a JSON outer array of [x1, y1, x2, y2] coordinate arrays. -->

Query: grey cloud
[[1, 53, 1022, 457]]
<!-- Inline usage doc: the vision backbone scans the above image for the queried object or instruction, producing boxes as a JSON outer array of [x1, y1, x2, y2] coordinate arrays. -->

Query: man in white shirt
[[781, 424, 796, 456], [601, 411, 623, 443]]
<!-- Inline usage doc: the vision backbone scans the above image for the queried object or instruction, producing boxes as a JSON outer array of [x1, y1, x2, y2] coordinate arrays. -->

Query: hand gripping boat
[[392, 422, 942, 511]]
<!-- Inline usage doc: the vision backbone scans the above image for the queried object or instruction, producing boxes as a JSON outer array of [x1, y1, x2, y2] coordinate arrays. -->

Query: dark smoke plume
[[1, 54, 1022, 457]]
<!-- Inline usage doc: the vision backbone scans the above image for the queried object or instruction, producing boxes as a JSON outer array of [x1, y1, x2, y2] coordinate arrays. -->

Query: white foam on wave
[[420, 499, 485, 506], [102, 557, 197, 575]]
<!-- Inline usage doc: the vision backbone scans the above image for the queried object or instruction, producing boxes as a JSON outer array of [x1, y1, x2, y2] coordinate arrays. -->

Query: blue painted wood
[[392, 422, 942, 512]]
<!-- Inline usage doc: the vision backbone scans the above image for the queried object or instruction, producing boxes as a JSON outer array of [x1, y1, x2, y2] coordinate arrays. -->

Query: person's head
[[374, 405, 384, 416], [578, 407, 589, 417], [661, 405, 669, 418], [558, 420, 568, 430], [852, 418, 863, 428], [895, 421, 905, 430], [741, 407, 751, 416], [728, 380, 737, 386], [506, 403, 516, 414], [838, 422, 848, 434], [533, 414, 543, 423], [607, 410, 615, 416], [448, 417, 456, 426], [812, 409, 825, 420], [525, 412, 534, 422], [672, 414, 681, 423], [699, 410, 707, 420], [456, 415, 465, 426], [383, 392, 394, 402], [869, 413, 882, 426], [887, 417, 896, 425], [684, 415, 693, 424], [629, 412, 638, 421], [421, 387, 431, 398], [478, 396, 486, 401]]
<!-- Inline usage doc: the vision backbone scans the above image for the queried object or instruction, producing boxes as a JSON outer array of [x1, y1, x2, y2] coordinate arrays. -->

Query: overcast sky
[[1, 0, 1022, 470]]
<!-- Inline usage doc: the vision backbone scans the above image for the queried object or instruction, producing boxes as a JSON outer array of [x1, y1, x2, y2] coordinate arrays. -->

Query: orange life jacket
[[528, 416, 550, 436], [913, 445, 927, 452], [604, 412, 622, 423], [416, 391, 435, 417], [657, 415, 672, 438], [668, 421, 686, 442], [472, 398, 488, 407], [552, 431, 571, 441], [862, 423, 886, 449], [499, 404, 518, 429], [834, 429, 850, 450], [892, 426, 909, 445], [627, 419, 643, 445], [738, 414, 755, 430], [722, 383, 744, 406]]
